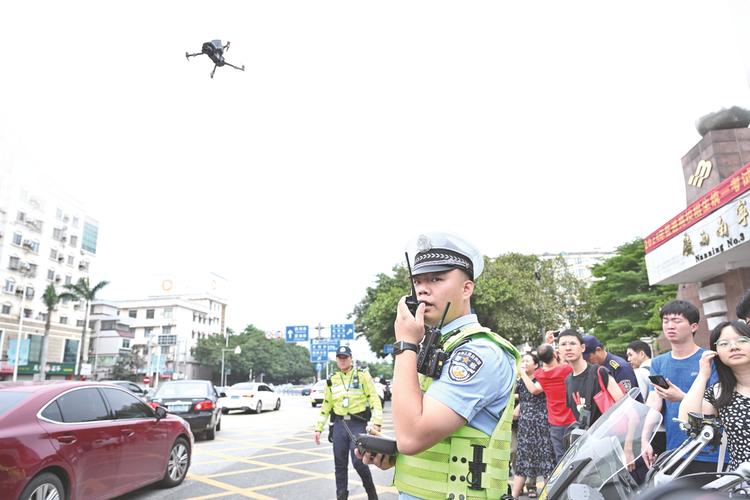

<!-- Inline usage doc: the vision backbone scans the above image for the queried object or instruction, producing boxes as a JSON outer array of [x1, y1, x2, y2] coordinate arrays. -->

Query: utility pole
[[313, 322, 328, 379], [12, 269, 30, 382]]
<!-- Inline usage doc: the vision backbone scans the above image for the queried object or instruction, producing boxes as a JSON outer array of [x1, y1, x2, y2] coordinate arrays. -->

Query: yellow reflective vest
[[315, 368, 383, 432], [393, 326, 520, 500]]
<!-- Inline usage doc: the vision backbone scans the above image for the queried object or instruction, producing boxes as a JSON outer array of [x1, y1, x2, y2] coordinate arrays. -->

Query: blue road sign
[[309, 339, 330, 362], [330, 323, 355, 340], [285, 325, 309, 342], [383, 344, 394, 354]]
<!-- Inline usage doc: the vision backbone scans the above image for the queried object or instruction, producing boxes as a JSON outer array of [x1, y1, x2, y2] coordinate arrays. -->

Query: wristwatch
[[393, 341, 419, 356]]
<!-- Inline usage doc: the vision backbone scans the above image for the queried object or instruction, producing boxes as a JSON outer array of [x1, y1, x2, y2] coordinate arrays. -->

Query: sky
[[1, 1, 749, 354]]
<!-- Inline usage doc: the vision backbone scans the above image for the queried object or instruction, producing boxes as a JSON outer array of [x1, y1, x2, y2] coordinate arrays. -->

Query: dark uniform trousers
[[331, 415, 376, 498]]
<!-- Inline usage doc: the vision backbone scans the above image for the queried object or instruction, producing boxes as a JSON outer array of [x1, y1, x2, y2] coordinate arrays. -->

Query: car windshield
[[313, 381, 325, 389], [231, 383, 257, 391], [0, 391, 31, 416], [155, 382, 208, 398]]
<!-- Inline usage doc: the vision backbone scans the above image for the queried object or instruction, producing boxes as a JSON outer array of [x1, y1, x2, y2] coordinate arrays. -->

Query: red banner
[[645, 162, 750, 253]]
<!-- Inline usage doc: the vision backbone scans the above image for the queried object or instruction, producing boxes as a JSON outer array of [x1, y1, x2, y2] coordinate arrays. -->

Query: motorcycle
[[539, 390, 750, 499]]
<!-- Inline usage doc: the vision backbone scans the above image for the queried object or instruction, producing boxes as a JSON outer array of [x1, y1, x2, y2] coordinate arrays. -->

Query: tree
[[580, 238, 677, 352], [64, 277, 109, 376], [111, 351, 137, 380], [193, 325, 315, 385], [351, 254, 587, 350], [38, 284, 77, 380]]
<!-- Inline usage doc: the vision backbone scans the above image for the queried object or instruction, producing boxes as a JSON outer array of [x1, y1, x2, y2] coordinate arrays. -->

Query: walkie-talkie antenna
[[405, 252, 420, 315], [438, 302, 451, 330]]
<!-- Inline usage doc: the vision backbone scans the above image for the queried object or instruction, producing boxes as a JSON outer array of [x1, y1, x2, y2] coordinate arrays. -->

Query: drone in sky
[[186, 40, 245, 79]]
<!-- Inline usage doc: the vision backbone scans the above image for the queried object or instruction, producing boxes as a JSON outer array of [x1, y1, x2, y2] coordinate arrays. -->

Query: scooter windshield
[[540, 389, 662, 500]]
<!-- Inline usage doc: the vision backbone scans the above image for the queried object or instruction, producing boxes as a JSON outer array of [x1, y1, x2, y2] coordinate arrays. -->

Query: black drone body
[[186, 40, 245, 78]]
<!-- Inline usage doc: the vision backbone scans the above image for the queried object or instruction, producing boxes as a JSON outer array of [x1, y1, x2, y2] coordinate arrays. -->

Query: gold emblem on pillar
[[717, 217, 729, 238], [683, 233, 694, 256], [738, 200, 749, 227], [699, 231, 710, 246]]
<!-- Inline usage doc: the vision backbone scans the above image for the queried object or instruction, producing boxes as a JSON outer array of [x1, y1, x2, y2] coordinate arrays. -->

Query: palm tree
[[64, 277, 109, 377], [39, 284, 77, 381]]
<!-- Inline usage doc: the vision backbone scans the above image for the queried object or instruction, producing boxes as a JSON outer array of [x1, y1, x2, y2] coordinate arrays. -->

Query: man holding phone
[[641, 300, 723, 479]]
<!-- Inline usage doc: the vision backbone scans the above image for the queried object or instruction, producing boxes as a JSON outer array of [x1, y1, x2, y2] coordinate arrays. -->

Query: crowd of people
[[312, 232, 750, 500]]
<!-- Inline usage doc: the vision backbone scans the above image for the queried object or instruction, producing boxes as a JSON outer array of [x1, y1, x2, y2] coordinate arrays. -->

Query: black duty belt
[[331, 409, 371, 422]]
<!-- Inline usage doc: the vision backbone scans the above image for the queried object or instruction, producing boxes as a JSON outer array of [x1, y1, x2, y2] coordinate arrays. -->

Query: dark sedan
[[149, 380, 223, 440], [0, 381, 193, 500]]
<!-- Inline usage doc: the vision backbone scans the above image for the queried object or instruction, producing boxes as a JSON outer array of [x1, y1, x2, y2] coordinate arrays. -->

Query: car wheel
[[254, 401, 263, 414], [19, 472, 65, 500], [216, 416, 221, 432], [221, 407, 229, 415], [274, 398, 281, 411], [160, 437, 190, 488]]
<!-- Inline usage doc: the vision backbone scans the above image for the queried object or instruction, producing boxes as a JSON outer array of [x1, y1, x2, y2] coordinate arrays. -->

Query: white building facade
[[537, 250, 616, 284], [0, 171, 100, 380], [108, 292, 227, 384]]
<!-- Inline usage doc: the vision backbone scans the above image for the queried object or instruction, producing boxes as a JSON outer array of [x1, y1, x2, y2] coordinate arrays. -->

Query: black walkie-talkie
[[416, 302, 450, 378], [404, 252, 420, 316]]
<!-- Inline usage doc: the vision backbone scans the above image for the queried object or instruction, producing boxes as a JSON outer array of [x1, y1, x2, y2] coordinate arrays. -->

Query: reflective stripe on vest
[[393, 326, 520, 500]]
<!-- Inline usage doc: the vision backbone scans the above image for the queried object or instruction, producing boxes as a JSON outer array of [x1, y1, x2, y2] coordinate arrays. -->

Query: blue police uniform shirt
[[602, 352, 641, 400], [651, 349, 722, 464], [400, 314, 514, 500]]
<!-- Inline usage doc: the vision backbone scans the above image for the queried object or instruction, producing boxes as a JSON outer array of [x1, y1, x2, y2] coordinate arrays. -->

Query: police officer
[[361, 232, 520, 500], [582, 335, 640, 399], [314, 345, 382, 500]]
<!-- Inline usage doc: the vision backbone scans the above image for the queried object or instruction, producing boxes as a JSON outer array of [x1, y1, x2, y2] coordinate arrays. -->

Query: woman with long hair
[[511, 353, 556, 499], [680, 320, 750, 471]]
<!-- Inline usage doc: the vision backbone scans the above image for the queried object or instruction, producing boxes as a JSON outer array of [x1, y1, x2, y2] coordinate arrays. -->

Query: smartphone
[[649, 374, 670, 389]]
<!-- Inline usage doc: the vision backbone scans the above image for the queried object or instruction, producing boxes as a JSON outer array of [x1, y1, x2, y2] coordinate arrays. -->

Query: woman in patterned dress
[[680, 320, 750, 471], [511, 353, 556, 499]]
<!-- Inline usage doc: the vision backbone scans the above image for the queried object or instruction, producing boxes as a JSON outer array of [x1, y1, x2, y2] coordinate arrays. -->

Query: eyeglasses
[[715, 337, 750, 350]]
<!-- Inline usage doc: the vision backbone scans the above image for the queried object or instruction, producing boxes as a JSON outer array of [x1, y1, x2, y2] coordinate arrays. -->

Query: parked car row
[[0, 381, 192, 500]]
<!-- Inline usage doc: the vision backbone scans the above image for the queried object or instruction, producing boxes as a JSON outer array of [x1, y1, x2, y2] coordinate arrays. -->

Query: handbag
[[593, 367, 616, 414]]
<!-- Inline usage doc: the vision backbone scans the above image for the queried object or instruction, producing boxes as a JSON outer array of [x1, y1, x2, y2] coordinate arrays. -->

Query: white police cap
[[407, 232, 484, 280]]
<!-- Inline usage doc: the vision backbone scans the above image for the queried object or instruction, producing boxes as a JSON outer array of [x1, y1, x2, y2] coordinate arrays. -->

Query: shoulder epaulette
[[609, 359, 620, 370]]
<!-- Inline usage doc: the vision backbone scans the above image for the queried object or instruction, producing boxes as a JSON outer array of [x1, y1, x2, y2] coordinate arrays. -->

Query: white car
[[221, 382, 281, 414], [310, 379, 326, 407]]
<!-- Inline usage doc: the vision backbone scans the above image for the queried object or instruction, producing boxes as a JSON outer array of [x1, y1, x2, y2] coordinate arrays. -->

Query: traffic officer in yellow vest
[[314, 344, 383, 500], [360, 233, 520, 500]]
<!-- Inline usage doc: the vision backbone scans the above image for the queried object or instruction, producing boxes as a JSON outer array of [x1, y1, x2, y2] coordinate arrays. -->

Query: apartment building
[[537, 249, 616, 284], [109, 292, 227, 383], [0, 171, 100, 380]]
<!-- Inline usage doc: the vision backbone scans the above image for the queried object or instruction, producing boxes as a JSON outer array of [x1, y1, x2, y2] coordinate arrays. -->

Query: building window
[[162, 326, 172, 335], [76, 320, 84, 327], [2, 303, 11, 314], [23, 308, 32, 318], [161, 345, 170, 354], [146, 309, 154, 319], [82, 222, 98, 254], [28, 335, 42, 363], [65, 275, 72, 285], [24, 240, 40, 253], [47, 269, 55, 280], [66, 255, 74, 266], [100, 320, 117, 330], [56, 208, 63, 220], [53, 227, 65, 241], [63, 339, 78, 363], [50, 248, 57, 260], [9, 256, 20, 270], [122, 339, 130, 349], [163, 307, 173, 319], [16, 211, 27, 222], [72, 216, 79, 227], [12, 232, 22, 246], [69, 235, 78, 247], [144, 327, 153, 338], [128, 310, 137, 318], [4, 279, 16, 293], [59, 316, 68, 324], [25, 287, 34, 300], [61, 296, 70, 305]]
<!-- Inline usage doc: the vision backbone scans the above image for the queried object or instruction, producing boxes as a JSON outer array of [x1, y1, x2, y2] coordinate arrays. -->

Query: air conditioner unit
[[57, 256, 64, 263], [78, 262, 88, 271], [60, 236, 67, 243], [55, 275, 61, 283], [15, 288, 23, 296]]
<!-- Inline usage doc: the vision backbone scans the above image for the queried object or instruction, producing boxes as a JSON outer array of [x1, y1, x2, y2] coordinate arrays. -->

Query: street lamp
[[221, 345, 241, 387], [12, 265, 32, 382]]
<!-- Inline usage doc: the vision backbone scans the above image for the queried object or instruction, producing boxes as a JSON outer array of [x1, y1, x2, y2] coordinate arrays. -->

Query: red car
[[0, 381, 193, 500]]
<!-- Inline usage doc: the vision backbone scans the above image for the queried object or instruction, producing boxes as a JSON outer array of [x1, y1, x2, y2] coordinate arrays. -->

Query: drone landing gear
[[210, 62, 245, 79]]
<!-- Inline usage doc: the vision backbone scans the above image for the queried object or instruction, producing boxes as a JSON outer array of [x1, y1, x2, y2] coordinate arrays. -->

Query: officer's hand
[[368, 424, 381, 436], [314, 431, 321, 445], [356, 449, 396, 470], [395, 296, 425, 344]]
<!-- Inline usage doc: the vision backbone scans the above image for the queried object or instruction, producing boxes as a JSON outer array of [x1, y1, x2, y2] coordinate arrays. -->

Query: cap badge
[[416, 235, 432, 252]]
